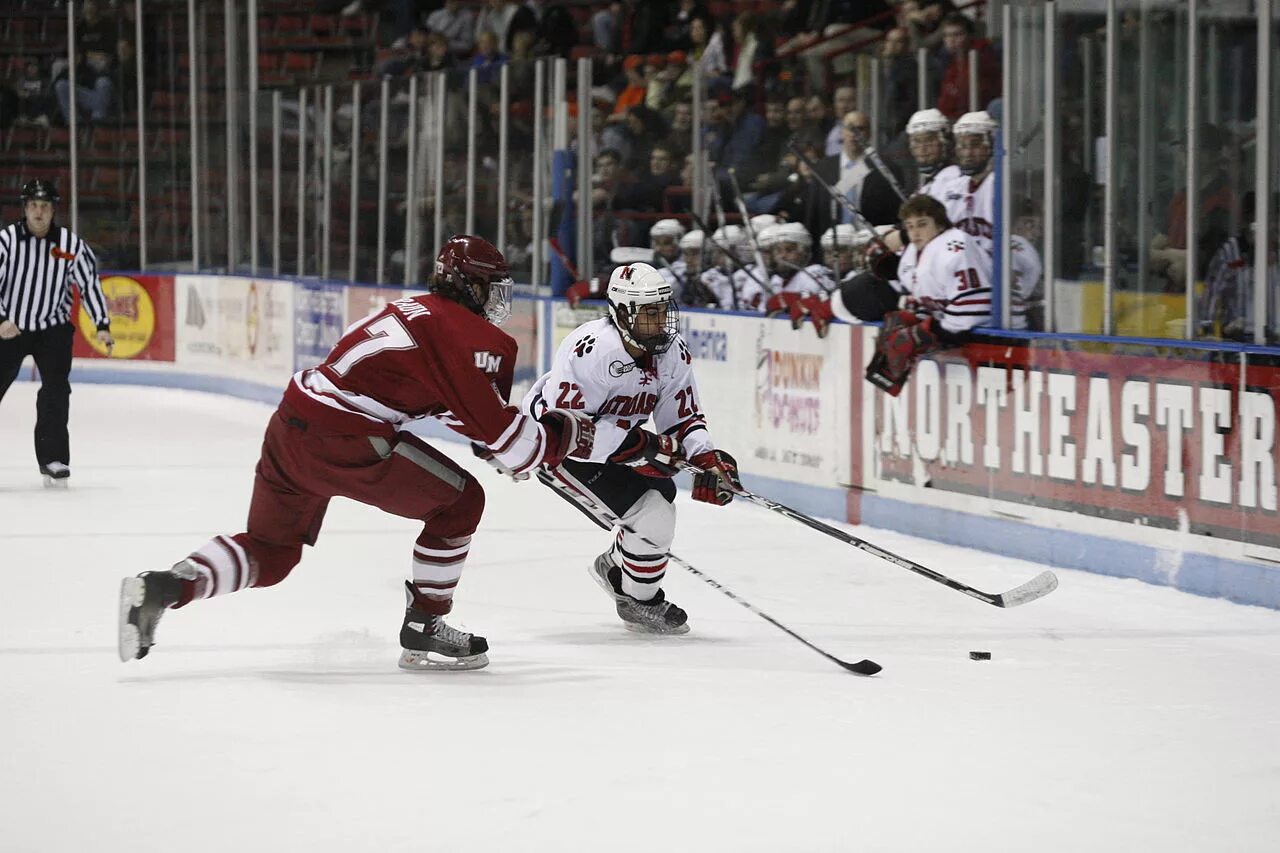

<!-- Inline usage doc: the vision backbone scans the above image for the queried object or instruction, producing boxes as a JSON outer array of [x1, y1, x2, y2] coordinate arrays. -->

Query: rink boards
[[54, 272, 1280, 608]]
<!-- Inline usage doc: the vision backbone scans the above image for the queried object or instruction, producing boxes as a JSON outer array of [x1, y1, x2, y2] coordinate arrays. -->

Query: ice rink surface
[[2, 383, 1279, 852]]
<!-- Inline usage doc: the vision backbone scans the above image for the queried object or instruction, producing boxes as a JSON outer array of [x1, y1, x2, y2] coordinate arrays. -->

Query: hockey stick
[[676, 461, 1059, 609], [727, 167, 772, 279], [547, 236, 582, 280], [535, 467, 882, 676]]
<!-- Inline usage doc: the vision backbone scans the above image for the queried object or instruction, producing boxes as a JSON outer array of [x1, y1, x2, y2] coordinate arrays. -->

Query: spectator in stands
[[880, 27, 917, 139], [806, 94, 833, 140], [730, 12, 765, 93], [469, 30, 508, 87], [899, 0, 954, 51], [705, 89, 766, 189], [592, 2, 624, 59], [785, 96, 811, 139], [533, 3, 577, 57], [377, 28, 446, 77], [15, 59, 56, 129], [774, 135, 829, 242], [686, 14, 729, 89], [618, 0, 669, 56], [618, 104, 668, 176], [338, 1, 422, 48], [645, 53, 682, 114], [615, 143, 681, 213], [474, 0, 537, 54], [610, 56, 649, 122], [757, 98, 790, 177], [935, 13, 1000, 120], [668, 0, 710, 49], [816, 110, 902, 230], [427, 0, 477, 58], [55, 0, 117, 125], [660, 99, 693, 162], [823, 86, 857, 155]]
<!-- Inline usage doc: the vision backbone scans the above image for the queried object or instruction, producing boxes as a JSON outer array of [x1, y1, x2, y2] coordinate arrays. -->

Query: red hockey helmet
[[432, 234, 513, 325]]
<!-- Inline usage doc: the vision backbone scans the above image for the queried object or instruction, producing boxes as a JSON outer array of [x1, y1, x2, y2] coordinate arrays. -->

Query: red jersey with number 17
[[282, 294, 545, 469]]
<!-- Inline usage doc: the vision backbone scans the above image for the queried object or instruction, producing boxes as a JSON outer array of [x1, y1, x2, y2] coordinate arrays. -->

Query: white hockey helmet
[[678, 229, 705, 252], [953, 110, 998, 140], [756, 223, 783, 250], [649, 218, 686, 241], [749, 213, 780, 235], [606, 262, 679, 355], [819, 223, 860, 253], [906, 108, 950, 137], [711, 224, 749, 264], [773, 221, 812, 249]]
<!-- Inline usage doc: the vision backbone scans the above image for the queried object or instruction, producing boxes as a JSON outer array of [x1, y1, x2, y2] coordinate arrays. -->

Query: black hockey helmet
[[20, 178, 60, 204]]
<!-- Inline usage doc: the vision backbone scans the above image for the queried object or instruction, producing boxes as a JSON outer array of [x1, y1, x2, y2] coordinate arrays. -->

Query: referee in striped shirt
[[0, 178, 114, 486]]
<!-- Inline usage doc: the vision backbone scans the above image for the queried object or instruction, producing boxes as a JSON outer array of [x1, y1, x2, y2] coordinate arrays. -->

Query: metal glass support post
[[1185, 0, 1199, 339], [691, 60, 704, 223], [1254, 0, 1273, 345], [348, 81, 361, 282], [466, 68, 477, 235], [433, 72, 447, 257], [576, 57, 593, 284], [248, 0, 258, 273], [297, 88, 307, 276], [968, 47, 979, 113], [404, 74, 419, 286], [68, 2, 78, 232], [1000, 3, 1012, 329], [225, 0, 239, 272], [1081, 35, 1093, 271], [188, 0, 200, 270], [1136, 8, 1152, 307], [532, 60, 545, 291], [916, 47, 928, 110], [135, 0, 147, 268], [272, 91, 281, 275], [376, 76, 389, 284], [1043, 1, 1057, 332], [870, 56, 881, 148], [498, 63, 509, 254], [323, 85, 334, 280], [1103, 0, 1118, 335]]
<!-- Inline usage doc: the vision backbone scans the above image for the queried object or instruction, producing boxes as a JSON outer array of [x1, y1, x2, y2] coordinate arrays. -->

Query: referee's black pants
[[0, 323, 76, 468]]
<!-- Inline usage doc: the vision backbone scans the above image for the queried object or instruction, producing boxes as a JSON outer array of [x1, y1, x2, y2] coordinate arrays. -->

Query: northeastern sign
[[871, 339, 1280, 548]]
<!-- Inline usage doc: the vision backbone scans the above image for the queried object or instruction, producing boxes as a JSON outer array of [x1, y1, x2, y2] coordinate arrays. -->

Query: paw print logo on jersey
[[677, 339, 692, 365], [947, 240, 965, 253], [573, 335, 596, 357]]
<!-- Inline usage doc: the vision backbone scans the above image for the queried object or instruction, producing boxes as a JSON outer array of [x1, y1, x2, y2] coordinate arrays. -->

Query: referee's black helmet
[[20, 179, 60, 204]]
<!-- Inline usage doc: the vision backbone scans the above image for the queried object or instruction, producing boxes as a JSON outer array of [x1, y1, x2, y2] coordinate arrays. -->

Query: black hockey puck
[[969, 651, 991, 660]]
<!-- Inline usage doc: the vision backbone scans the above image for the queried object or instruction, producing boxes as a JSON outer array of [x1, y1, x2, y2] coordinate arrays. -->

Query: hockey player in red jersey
[[118, 235, 595, 671], [523, 262, 741, 634]]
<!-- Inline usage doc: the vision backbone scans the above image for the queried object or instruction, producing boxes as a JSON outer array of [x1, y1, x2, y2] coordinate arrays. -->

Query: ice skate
[[590, 553, 689, 635], [40, 462, 70, 489], [398, 584, 489, 671], [118, 564, 191, 661]]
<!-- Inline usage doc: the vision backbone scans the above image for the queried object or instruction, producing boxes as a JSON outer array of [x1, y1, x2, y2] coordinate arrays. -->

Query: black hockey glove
[[609, 428, 684, 478], [690, 450, 742, 505]]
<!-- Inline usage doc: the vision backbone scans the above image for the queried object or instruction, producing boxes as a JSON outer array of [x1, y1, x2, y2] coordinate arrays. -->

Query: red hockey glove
[[865, 310, 940, 397], [803, 295, 834, 338], [565, 279, 596, 308], [539, 410, 596, 467], [764, 291, 800, 319], [690, 450, 741, 505], [609, 427, 684, 478]]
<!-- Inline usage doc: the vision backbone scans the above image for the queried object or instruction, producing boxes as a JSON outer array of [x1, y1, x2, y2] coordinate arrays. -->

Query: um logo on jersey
[[473, 351, 503, 372]]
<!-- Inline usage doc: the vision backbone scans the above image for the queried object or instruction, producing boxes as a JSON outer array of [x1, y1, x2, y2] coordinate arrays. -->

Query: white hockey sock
[[612, 538, 667, 602], [410, 535, 470, 608], [184, 535, 253, 600]]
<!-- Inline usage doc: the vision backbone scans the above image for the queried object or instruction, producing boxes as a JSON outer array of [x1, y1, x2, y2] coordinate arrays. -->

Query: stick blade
[[840, 658, 883, 676], [995, 570, 1059, 608]]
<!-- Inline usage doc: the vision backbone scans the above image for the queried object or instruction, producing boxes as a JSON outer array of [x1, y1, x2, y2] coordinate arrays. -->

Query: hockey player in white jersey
[[866, 194, 992, 395], [763, 222, 831, 328], [649, 218, 686, 286], [700, 224, 766, 310], [906, 108, 959, 197], [523, 262, 741, 634], [931, 110, 997, 255]]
